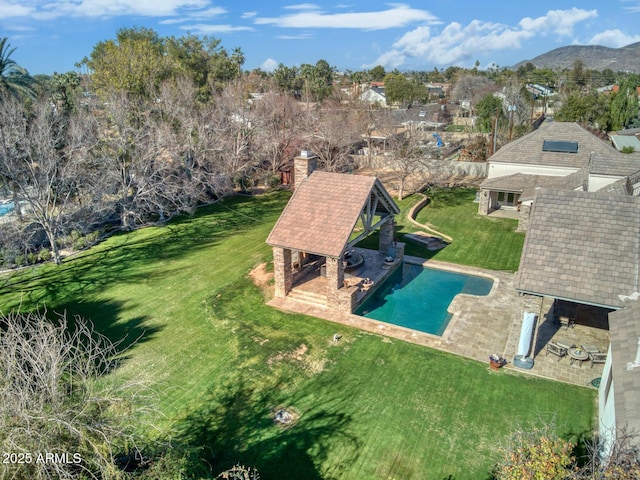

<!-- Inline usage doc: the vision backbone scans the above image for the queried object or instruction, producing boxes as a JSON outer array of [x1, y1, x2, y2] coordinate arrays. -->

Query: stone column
[[325, 256, 344, 292], [478, 188, 490, 215], [379, 218, 395, 255], [273, 247, 293, 298]]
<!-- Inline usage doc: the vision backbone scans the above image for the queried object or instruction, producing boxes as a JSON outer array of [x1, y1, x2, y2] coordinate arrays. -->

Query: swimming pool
[[0, 201, 14, 217], [356, 263, 493, 336]]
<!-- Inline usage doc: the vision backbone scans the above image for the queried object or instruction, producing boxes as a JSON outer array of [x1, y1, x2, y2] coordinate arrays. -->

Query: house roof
[[610, 134, 640, 152], [516, 189, 640, 309], [608, 301, 640, 436], [480, 170, 587, 201], [590, 151, 640, 177], [266, 171, 399, 258], [489, 121, 618, 169]]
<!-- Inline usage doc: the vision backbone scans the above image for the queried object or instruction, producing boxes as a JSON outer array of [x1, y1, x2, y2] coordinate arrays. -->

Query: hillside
[[514, 42, 640, 72]]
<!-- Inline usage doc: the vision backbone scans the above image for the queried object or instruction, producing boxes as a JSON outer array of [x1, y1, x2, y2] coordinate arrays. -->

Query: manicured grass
[[355, 188, 524, 271], [0, 190, 594, 479]]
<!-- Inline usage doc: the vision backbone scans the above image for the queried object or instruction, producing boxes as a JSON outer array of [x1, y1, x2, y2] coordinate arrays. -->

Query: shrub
[[494, 423, 575, 480]]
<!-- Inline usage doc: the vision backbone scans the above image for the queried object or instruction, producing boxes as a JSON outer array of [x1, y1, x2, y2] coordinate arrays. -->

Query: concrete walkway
[[268, 257, 607, 387]]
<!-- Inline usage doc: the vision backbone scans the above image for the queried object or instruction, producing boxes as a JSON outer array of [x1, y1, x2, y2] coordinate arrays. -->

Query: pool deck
[[268, 255, 608, 388]]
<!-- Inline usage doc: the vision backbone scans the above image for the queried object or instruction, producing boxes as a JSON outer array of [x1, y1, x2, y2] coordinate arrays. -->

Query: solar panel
[[542, 140, 578, 153]]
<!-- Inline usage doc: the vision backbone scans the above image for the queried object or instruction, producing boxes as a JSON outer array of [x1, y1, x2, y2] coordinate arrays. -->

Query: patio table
[[568, 347, 589, 367]]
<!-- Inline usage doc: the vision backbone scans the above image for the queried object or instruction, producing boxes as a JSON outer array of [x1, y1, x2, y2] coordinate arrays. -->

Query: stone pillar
[[379, 218, 395, 255], [478, 188, 490, 215], [325, 256, 344, 292], [273, 247, 293, 298], [517, 204, 531, 232]]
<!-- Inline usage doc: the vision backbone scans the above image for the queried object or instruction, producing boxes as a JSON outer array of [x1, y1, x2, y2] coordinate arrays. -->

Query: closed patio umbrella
[[513, 311, 537, 369]]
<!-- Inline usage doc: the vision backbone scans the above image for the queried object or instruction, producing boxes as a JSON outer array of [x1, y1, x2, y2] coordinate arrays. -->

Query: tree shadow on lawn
[[169, 377, 359, 480], [0, 192, 287, 310], [51, 298, 162, 352]]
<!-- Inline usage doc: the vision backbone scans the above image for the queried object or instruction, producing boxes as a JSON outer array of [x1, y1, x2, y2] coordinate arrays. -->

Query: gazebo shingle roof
[[266, 171, 398, 258], [516, 189, 640, 308]]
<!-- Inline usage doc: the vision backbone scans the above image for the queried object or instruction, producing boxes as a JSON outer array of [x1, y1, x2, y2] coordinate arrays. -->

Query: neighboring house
[[359, 86, 386, 107], [478, 121, 640, 230]]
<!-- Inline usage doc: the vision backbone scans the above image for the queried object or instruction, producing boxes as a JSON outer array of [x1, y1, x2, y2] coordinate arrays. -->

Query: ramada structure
[[266, 151, 402, 313]]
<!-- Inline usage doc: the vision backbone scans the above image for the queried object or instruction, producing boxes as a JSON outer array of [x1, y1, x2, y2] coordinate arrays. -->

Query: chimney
[[627, 336, 640, 371], [293, 150, 317, 189]]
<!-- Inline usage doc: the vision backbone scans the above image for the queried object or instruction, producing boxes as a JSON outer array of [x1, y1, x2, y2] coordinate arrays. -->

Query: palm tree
[[0, 37, 34, 99]]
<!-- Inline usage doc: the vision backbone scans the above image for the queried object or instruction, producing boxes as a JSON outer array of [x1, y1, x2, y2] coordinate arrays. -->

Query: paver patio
[[268, 253, 608, 387]]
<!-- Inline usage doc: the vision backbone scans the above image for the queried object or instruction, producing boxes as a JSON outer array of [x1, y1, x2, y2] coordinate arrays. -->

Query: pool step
[[287, 288, 328, 308]]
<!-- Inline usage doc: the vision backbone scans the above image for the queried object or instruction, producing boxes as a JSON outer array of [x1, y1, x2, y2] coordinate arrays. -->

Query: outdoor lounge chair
[[545, 341, 568, 361], [588, 352, 607, 368]]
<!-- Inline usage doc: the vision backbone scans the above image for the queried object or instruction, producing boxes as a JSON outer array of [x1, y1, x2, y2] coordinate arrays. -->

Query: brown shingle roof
[[516, 189, 640, 308], [266, 171, 399, 258], [608, 301, 640, 438], [490, 121, 618, 169]]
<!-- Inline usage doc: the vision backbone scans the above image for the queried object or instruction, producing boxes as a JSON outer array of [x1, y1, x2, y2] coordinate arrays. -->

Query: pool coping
[[357, 256, 498, 340]]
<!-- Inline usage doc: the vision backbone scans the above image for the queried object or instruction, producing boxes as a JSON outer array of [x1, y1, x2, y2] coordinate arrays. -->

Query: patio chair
[[545, 341, 568, 361], [556, 315, 575, 329], [588, 352, 607, 368]]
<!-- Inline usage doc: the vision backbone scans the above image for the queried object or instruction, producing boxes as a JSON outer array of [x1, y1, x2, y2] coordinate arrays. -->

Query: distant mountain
[[513, 42, 640, 72]]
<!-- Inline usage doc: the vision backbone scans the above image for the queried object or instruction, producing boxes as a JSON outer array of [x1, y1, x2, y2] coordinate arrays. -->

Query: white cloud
[[241, 11, 257, 19], [260, 57, 278, 71], [519, 8, 597, 37], [159, 6, 227, 25], [0, 2, 35, 18], [370, 8, 599, 69], [4, 0, 211, 20], [276, 33, 312, 40], [588, 29, 640, 48], [285, 4, 321, 11], [254, 4, 439, 30], [179, 23, 252, 34]]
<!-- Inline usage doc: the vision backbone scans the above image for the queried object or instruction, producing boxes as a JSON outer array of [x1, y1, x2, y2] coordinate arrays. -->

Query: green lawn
[[0, 191, 594, 479], [356, 187, 524, 272]]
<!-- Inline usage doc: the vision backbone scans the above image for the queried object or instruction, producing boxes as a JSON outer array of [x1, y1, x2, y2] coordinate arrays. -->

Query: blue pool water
[[356, 264, 493, 336], [0, 202, 14, 217]]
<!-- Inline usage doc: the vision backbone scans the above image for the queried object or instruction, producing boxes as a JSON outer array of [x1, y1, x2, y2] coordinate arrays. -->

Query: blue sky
[[4, 1, 640, 75]]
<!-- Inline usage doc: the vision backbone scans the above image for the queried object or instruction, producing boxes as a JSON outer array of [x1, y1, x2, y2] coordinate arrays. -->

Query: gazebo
[[266, 156, 400, 313]]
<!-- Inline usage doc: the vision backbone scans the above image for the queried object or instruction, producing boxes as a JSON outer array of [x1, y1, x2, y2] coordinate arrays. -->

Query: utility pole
[[508, 104, 516, 141]]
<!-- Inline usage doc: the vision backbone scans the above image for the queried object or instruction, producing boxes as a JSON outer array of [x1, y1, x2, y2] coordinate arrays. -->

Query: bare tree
[[252, 91, 309, 179], [0, 96, 100, 264], [306, 101, 362, 172], [210, 84, 258, 190], [0, 309, 150, 479], [96, 87, 216, 229], [451, 74, 496, 118], [385, 121, 447, 200]]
